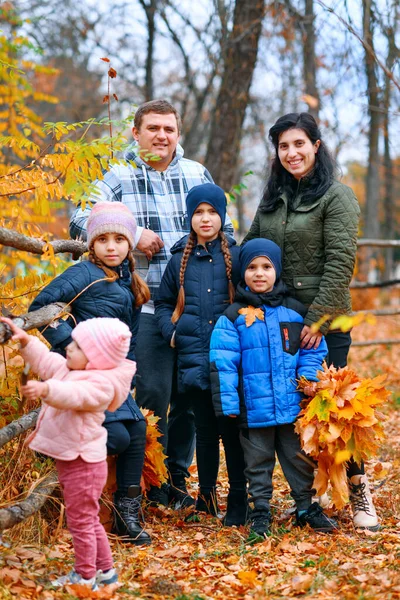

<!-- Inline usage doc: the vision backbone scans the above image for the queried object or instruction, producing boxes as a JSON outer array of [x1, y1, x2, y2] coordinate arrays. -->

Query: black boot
[[223, 489, 248, 527], [169, 474, 195, 510], [114, 485, 151, 545], [195, 488, 220, 517]]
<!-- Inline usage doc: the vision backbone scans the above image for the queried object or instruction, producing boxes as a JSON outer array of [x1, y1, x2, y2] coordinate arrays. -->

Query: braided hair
[[171, 230, 234, 324]]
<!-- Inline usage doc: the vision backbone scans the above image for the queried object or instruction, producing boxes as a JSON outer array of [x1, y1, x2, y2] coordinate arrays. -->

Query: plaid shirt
[[69, 143, 234, 311]]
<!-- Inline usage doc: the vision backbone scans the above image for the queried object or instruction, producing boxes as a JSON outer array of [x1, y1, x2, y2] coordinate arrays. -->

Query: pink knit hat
[[86, 202, 137, 249], [71, 318, 132, 370]]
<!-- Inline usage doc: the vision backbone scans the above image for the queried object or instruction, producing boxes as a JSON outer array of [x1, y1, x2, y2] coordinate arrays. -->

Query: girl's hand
[[228, 415, 237, 418], [0, 317, 30, 348], [21, 381, 49, 401], [300, 325, 323, 350]]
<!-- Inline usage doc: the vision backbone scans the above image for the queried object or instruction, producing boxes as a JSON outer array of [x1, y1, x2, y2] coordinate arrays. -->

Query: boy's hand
[[21, 381, 49, 401], [303, 382, 318, 396], [0, 317, 30, 347]]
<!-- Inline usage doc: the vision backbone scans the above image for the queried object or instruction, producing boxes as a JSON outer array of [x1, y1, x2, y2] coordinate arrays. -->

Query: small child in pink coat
[[2, 316, 136, 590]]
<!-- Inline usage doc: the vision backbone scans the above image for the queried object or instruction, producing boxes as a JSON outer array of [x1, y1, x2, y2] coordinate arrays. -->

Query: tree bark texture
[[204, 0, 265, 190], [0, 471, 58, 532], [0, 409, 39, 449], [0, 303, 70, 344], [0, 227, 86, 257]]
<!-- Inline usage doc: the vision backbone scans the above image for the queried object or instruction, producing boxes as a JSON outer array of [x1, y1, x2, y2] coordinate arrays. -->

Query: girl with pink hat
[[28, 202, 152, 557], [1, 316, 136, 589]]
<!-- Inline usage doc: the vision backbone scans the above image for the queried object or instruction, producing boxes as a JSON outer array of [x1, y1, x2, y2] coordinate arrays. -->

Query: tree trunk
[[363, 0, 381, 243], [302, 0, 319, 119], [140, 0, 158, 101], [382, 24, 397, 279], [204, 0, 265, 191]]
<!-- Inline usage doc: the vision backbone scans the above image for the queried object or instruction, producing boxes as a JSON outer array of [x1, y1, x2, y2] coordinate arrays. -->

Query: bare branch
[[0, 471, 58, 532], [0, 303, 70, 344], [0, 410, 39, 449], [0, 227, 86, 256]]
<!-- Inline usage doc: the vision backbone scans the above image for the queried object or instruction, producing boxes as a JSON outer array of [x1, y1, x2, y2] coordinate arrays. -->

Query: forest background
[[0, 0, 400, 598]]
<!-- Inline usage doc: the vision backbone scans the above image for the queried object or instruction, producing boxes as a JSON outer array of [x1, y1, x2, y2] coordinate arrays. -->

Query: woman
[[243, 112, 379, 530]]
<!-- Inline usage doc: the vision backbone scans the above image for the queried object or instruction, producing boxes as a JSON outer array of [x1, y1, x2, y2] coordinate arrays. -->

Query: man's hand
[[300, 325, 323, 350], [0, 317, 30, 348], [21, 381, 49, 401], [137, 229, 164, 260]]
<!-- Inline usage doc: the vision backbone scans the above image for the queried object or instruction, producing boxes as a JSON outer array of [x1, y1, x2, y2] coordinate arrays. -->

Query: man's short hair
[[134, 100, 182, 134]]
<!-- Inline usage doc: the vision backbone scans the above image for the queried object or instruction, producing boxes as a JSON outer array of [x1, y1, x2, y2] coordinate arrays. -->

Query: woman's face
[[277, 128, 320, 180]]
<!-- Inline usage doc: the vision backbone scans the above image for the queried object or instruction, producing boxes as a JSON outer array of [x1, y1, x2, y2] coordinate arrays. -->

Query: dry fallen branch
[[0, 471, 58, 532], [0, 227, 86, 256], [0, 302, 70, 343], [0, 409, 39, 449]]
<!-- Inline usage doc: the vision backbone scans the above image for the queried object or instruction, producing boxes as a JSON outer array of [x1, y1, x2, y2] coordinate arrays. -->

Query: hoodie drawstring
[[178, 163, 187, 227], [141, 165, 150, 229]]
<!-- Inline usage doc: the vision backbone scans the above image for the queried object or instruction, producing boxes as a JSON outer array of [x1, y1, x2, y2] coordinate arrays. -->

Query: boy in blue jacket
[[210, 238, 338, 536]]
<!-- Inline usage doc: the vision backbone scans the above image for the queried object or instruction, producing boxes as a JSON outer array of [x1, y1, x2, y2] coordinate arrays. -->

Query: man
[[70, 99, 234, 508]]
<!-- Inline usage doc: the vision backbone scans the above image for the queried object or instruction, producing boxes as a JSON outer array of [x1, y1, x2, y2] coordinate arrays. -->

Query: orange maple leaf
[[238, 306, 264, 327], [140, 409, 168, 492]]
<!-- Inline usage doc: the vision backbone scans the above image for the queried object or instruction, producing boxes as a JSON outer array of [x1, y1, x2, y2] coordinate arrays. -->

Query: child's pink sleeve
[[20, 336, 66, 380], [44, 378, 114, 412]]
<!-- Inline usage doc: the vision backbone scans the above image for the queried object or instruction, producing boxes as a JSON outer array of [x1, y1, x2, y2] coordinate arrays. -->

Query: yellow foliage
[[295, 363, 390, 508], [140, 409, 168, 491]]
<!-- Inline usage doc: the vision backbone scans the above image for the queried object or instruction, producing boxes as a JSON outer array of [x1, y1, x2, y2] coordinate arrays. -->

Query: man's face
[[132, 112, 180, 170]]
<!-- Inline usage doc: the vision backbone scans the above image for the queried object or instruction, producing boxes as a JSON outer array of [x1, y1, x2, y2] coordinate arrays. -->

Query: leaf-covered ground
[[0, 317, 399, 600]]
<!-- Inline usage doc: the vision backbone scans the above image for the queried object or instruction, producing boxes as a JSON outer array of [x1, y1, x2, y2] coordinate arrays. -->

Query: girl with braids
[[29, 202, 152, 553], [155, 184, 247, 526]]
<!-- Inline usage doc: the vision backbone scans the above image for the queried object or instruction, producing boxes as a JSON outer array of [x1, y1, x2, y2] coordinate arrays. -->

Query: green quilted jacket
[[243, 181, 360, 334]]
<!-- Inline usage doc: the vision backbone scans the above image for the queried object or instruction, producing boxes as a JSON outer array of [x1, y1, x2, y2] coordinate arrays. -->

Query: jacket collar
[[234, 279, 287, 307], [170, 234, 237, 255]]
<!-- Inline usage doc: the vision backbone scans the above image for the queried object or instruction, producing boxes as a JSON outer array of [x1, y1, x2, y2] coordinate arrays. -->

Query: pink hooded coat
[[22, 336, 137, 462]]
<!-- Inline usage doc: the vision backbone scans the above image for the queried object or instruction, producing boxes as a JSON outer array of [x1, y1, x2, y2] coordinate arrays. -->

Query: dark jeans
[[104, 419, 146, 494], [135, 313, 195, 480], [325, 331, 364, 477], [240, 424, 314, 511], [190, 390, 246, 494]]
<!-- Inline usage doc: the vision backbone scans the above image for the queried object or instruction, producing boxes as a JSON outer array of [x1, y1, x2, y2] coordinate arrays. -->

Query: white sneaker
[[96, 567, 119, 586], [52, 569, 98, 589], [348, 474, 380, 531]]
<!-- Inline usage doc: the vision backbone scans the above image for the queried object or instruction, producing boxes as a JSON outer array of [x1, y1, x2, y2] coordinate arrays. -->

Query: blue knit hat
[[186, 183, 226, 227], [239, 238, 282, 280]]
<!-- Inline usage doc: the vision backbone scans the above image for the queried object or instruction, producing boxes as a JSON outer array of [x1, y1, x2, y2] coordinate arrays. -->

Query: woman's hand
[[0, 317, 30, 348], [21, 381, 49, 401], [300, 325, 323, 350]]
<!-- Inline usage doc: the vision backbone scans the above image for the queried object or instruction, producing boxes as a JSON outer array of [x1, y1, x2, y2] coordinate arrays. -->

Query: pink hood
[[21, 336, 136, 462]]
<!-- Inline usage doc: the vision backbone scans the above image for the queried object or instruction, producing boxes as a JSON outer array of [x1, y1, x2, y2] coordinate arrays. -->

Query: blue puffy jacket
[[210, 281, 328, 428], [29, 259, 143, 423], [155, 235, 240, 393]]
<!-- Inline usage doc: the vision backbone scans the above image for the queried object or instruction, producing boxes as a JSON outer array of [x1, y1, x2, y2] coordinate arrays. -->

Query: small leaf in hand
[[108, 67, 117, 78]]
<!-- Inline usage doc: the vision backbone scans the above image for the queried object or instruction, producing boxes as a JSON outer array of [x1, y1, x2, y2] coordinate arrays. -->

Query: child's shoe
[[168, 475, 196, 510], [248, 507, 272, 536], [223, 489, 248, 526], [296, 502, 338, 532], [114, 485, 151, 545], [52, 569, 98, 589], [348, 474, 380, 531], [96, 567, 118, 586]]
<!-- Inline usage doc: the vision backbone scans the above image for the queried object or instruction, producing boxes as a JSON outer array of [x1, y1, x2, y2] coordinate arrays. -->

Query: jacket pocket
[[280, 322, 303, 355], [292, 274, 322, 291]]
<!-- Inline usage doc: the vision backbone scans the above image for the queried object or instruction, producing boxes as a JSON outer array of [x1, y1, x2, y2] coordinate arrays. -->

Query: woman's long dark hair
[[260, 113, 337, 212]]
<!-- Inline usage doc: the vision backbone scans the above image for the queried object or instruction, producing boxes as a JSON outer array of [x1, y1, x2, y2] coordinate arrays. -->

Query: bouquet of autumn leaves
[[295, 364, 390, 509]]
